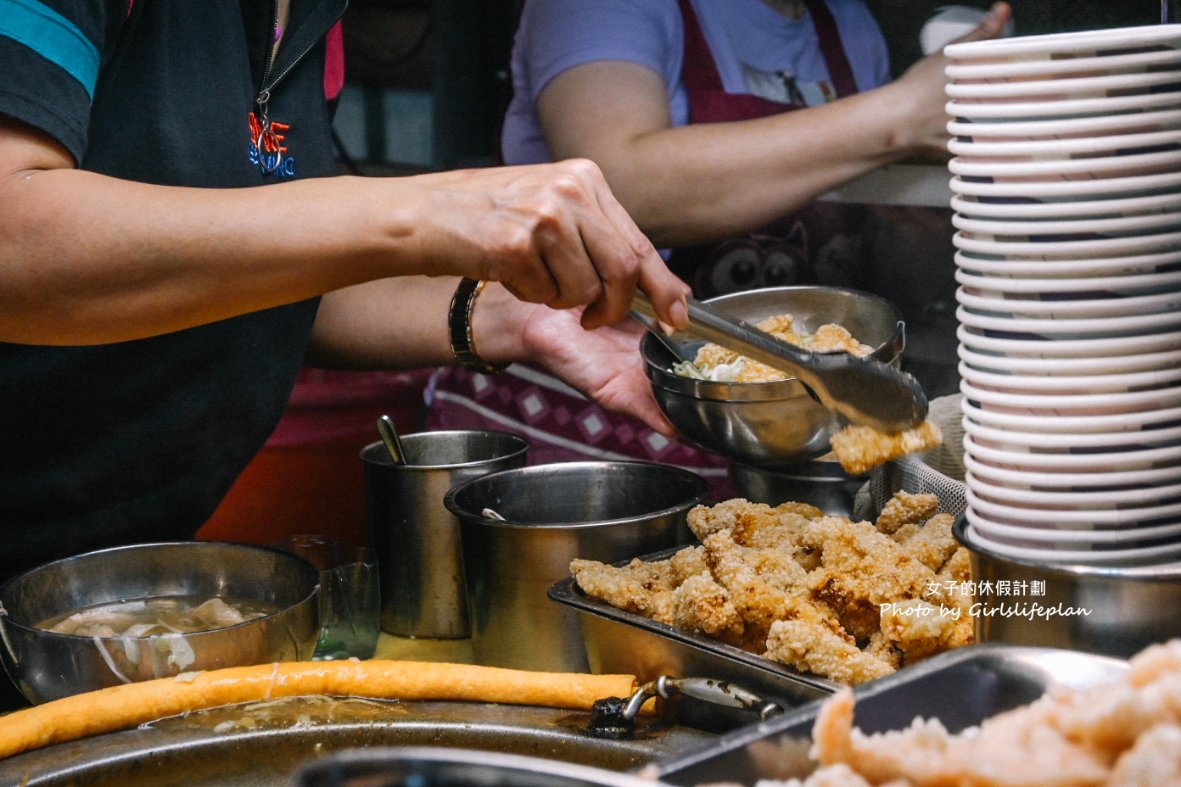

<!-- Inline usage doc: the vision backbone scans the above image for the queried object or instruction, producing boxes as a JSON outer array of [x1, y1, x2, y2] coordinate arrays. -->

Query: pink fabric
[[266, 368, 431, 447], [323, 21, 345, 101]]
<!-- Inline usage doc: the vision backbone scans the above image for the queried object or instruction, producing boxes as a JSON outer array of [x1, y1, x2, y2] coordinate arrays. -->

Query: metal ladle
[[376, 414, 407, 465], [631, 292, 929, 433]]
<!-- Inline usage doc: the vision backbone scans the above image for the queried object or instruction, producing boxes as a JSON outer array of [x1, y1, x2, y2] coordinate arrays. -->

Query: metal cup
[[361, 430, 528, 639]]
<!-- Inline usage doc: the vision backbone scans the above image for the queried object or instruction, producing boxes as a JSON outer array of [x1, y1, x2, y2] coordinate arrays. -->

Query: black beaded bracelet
[[447, 278, 509, 374]]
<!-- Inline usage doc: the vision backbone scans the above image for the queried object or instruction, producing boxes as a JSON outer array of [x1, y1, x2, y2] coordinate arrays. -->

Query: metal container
[[0, 698, 717, 786], [293, 746, 672, 787], [0, 542, 319, 704], [955, 515, 1181, 658], [362, 430, 528, 639], [653, 644, 1127, 785], [444, 461, 707, 673], [549, 555, 838, 714], [641, 286, 906, 467], [729, 456, 868, 517]]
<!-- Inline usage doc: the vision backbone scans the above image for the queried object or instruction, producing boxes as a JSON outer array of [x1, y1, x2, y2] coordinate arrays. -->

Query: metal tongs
[[589, 676, 783, 738], [632, 292, 929, 433]]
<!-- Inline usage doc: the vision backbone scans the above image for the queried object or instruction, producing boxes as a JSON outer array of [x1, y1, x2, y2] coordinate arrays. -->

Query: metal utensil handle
[[622, 675, 783, 722]]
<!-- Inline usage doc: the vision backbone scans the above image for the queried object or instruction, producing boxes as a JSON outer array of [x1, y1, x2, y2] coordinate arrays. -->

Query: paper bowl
[[949, 148, 1181, 181], [962, 418, 1181, 453], [966, 493, 1181, 532], [949, 170, 1181, 202], [946, 69, 1181, 101], [947, 128, 1181, 159], [959, 343, 1181, 376], [945, 48, 1181, 81], [961, 377, 1181, 416], [954, 248, 1181, 278], [956, 323, 1181, 358], [967, 471, 1181, 511], [953, 227, 1181, 259], [945, 24, 1181, 61], [964, 516, 1181, 564], [962, 396, 1181, 435], [963, 450, 1181, 491], [955, 304, 1181, 339], [952, 210, 1181, 242], [956, 286, 1181, 319], [954, 266, 1181, 296], [947, 90, 1181, 121], [950, 191, 1181, 223], [959, 361, 1181, 396], [964, 432, 1181, 473]]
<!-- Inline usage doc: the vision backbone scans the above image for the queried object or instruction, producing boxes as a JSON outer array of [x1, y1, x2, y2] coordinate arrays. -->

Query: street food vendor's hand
[[475, 286, 677, 437], [414, 158, 689, 332], [888, 2, 1013, 158]]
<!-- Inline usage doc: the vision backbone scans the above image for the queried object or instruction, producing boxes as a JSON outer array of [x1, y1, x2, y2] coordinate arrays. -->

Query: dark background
[[337, 0, 1176, 170]]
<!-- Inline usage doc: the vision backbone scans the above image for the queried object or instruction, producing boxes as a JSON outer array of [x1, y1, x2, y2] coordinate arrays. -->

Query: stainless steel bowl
[[641, 286, 906, 466], [729, 456, 868, 517], [955, 515, 1181, 658], [444, 461, 707, 673], [0, 542, 320, 704]]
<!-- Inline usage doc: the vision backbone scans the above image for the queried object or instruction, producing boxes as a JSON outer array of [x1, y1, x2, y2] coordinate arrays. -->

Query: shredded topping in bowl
[[672, 313, 873, 382]]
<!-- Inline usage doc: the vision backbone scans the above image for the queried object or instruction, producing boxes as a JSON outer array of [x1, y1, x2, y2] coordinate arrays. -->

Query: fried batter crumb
[[829, 420, 943, 476]]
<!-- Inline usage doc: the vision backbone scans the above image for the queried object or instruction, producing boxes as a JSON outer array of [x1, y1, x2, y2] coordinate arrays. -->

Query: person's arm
[[0, 117, 687, 346], [310, 276, 678, 435], [534, 3, 1012, 248]]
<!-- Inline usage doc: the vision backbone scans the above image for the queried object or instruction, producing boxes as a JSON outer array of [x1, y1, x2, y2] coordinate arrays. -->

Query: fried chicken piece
[[829, 420, 943, 476], [686, 498, 773, 541], [569, 556, 677, 624], [766, 620, 895, 685], [670, 571, 746, 645], [892, 513, 960, 574], [803, 642, 1181, 787], [702, 530, 814, 649], [690, 315, 870, 383], [805, 518, 936, 642], [875, 491, 939, 535], [669, 544, 709, 582], [1108, 724, 1181, 787], [877, 598, 974, 663], [807, 323, 871, 356]]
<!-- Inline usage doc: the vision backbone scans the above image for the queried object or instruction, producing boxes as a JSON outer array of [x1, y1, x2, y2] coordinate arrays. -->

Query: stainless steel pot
[[444, 461, 707, 672]]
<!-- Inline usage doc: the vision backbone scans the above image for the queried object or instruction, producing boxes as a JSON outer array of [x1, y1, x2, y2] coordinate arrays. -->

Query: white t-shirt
[[501, 0, 891, 164]]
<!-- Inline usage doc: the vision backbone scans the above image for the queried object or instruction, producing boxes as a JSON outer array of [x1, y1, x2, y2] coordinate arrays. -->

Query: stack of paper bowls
[[944, 24, 1181, 565]]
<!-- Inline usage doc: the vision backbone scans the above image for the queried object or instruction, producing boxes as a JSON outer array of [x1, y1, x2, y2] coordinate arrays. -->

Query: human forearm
[[0, 167, 402, 344], [0, 121, 688, 346], [601, 86, 924, 246]]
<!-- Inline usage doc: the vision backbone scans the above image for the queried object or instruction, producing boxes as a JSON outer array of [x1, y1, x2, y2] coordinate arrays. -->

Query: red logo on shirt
[[248, 112, 295, 177]]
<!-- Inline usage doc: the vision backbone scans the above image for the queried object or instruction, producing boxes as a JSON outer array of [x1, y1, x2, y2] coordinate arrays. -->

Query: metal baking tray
[[652, 643, 1128, 785], [549, 548, 841, 714]]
